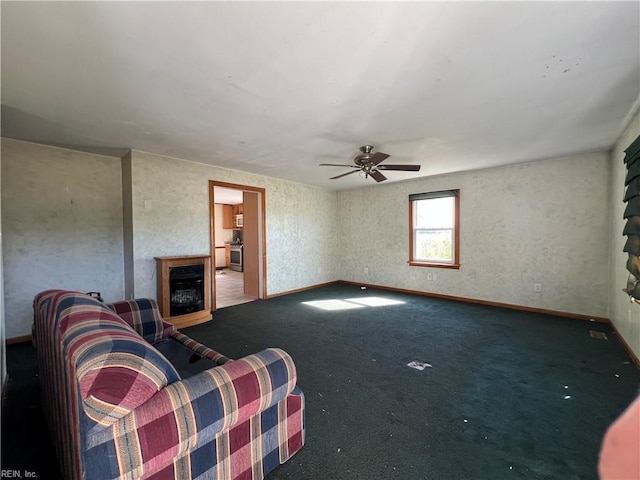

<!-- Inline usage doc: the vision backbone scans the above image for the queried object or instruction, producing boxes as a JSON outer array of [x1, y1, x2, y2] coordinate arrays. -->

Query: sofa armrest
[[168, 330, 232, 365], [84, 348, 298, 479]]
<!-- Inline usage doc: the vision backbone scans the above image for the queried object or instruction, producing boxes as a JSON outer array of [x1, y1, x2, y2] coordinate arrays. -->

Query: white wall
[[1, 139, 125, 337], [128, 150, 339, 299], [338, 152, 611, 318], [608, 109, 640, 361]]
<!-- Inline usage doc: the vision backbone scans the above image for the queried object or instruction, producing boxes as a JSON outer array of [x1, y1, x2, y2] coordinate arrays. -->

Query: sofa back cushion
[[108, 298, 176, 343], [48, 295, 181, 427], [76, 331, 181, 426]]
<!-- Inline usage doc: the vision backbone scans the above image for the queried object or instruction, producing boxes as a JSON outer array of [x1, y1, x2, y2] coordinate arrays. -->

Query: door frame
[[209, 180, 267, 310]]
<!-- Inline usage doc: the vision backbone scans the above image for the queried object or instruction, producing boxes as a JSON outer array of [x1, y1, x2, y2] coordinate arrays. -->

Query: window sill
[[409, 261, 460, 269]]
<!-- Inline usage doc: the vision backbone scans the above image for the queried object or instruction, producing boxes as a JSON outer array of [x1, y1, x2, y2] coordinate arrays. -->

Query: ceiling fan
[[319, 145, 421, 182]]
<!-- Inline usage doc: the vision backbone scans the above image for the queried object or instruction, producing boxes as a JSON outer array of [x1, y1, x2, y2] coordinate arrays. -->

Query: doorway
[[209, 181, 266, 310]]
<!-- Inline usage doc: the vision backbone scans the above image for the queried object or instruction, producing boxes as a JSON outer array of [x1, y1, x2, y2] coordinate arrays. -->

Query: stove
[[229, 244, 243, 272]]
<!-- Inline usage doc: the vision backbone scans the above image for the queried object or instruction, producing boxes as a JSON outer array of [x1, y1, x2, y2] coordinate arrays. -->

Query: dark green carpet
[[3, 283, 639, 479]]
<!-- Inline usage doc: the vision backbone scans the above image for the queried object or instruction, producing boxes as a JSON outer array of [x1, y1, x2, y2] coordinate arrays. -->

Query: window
[[409, 189, 460, 268]]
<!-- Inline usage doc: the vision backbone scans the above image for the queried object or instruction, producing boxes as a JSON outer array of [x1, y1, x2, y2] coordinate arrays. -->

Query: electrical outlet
[[363, 267, 369, 274], [427, 273, 433, 281], [533, 283, 542, 292]]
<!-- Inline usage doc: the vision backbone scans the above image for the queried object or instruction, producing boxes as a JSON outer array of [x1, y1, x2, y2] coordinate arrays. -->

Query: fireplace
[[155, 255, 211, 328], [169, 264, 204, 316]]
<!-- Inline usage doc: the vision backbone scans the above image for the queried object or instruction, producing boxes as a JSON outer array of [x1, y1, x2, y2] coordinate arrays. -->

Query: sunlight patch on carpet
[[345, 297, 405, 307], [302, 296, 405, 310], [302, 299, 366, 311]]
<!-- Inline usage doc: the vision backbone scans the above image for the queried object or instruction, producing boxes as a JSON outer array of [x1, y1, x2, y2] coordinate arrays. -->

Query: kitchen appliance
[[235, 214, 243, 228], [229, 244, 243, 272]]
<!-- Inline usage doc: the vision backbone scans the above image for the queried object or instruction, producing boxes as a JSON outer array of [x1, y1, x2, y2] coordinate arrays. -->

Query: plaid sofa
[[32, 290, 305, 480]]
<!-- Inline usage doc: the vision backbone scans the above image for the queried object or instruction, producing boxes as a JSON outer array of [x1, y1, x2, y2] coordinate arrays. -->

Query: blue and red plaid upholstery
[[107, 298, 176, 343], [33, 290, 305, 480], [169, 330, 232, 365], [108, 298, 232, 365]]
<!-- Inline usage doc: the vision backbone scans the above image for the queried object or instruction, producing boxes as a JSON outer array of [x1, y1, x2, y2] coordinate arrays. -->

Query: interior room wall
[[0, 136, 622, 338], [338, 152, 611, 318], [1, 138, 125, 337], [1, 152, 6, 388], [128, 150, 339, 299], [122, 150, 135, 299], [608, 109, 640, 361]]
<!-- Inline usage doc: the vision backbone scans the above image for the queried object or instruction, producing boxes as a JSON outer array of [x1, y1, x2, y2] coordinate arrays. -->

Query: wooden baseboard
[[265, 281, 340, 299], [6, 334, 32, 345], [7, 281, 637, 370], [340, 280, 610, 323]]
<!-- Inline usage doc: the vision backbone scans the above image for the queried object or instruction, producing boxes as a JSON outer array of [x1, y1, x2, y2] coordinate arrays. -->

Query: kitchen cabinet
[[222, 204, 234, 229], [215, 247, 226, 268], [225, 245, 231, 268]]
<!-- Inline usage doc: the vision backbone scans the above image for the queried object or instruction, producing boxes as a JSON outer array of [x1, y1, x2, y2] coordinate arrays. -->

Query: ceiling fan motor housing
[[354, 145, 375, 165]]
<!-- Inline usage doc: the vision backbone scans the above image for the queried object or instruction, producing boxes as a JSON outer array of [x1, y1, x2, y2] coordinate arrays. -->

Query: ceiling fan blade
[[369, 152, 390, 165], [370, 170, 387, 182], [330, 170, 360, 180], [377, 164, 421, 171], [320, 163, 359, 168]]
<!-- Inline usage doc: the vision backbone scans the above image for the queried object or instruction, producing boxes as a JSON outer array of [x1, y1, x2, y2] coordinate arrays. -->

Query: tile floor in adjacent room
[[214, 268, 257, 308]]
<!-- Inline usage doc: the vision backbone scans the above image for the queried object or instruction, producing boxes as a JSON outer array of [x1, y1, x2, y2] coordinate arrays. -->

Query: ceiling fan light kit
[[319, 145, 421, 183]]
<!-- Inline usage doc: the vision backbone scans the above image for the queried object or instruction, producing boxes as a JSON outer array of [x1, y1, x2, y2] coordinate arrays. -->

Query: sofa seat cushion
[[153, 338, 219, 379], [168, 330, 231, 365]]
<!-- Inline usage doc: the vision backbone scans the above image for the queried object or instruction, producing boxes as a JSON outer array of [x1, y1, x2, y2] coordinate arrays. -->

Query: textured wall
[[609, 110, 640, 361], [1, 139, 125, 337], [122, 151, 135, 299], [129, 150, 339, 299], [338, 152, 611, 318], [0, 137, 618, 338]]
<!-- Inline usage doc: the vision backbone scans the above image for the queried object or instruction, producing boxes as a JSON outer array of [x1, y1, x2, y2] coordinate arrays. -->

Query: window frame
[[409, 189, 460, 269]]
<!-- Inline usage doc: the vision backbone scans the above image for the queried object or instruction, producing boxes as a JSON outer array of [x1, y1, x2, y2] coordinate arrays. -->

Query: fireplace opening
[[169, 264, 204, 316]]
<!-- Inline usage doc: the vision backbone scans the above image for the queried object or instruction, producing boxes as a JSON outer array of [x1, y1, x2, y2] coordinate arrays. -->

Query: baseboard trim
[[340, 280, 610, 323], [265, 281, 340, 299], [609, 321, 640, 370], [6, 334, 32, 345], [9, 282, 618, 351]]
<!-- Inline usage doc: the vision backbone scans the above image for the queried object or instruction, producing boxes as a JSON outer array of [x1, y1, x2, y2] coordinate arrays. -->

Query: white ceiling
[[2, 2, 639, 190]]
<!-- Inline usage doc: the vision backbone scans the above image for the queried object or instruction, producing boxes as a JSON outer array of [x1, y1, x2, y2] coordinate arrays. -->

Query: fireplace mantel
[[155, 255, 211, 328]]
